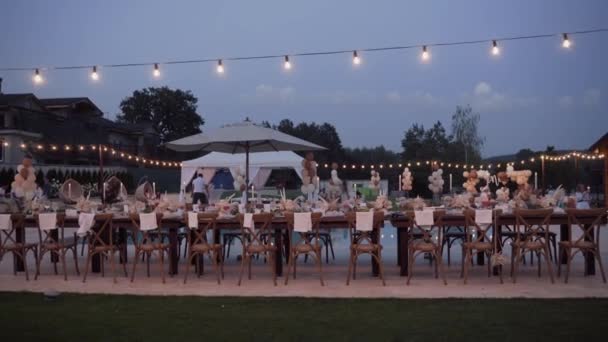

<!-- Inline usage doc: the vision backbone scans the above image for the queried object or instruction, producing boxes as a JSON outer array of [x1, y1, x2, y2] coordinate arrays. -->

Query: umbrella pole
[[245, 142, 250, 209]]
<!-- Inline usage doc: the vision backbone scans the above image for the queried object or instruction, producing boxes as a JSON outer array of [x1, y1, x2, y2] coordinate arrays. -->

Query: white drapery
[[251, 168, 273, 188]]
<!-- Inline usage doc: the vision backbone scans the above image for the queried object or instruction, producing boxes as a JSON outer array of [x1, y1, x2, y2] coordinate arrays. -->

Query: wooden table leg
[[118, 227, 128, 264], [169, 227, 179, 275], [284, 230, 290, 264], [399, 227, 409, 276], [13, 226, 25, 272], [371, 229, 379, 277], [584, 224, 596, 275], [397, 228, 402, 266], [560, 224, 568, 264], [274, 226, 283, 276]]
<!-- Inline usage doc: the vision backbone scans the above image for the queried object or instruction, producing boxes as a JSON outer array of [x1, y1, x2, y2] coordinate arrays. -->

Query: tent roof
[[182, 151, 303, 169]]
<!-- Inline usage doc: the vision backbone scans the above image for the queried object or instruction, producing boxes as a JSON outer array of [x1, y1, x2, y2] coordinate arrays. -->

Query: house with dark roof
[[589, 132, 608, 208], [0, 83, 161, 167]]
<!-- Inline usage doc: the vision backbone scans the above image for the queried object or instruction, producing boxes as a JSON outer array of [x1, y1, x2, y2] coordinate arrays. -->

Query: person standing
[[192, 173, 208, 205]]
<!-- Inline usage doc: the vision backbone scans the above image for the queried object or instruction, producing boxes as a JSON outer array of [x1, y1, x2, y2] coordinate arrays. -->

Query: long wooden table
[[389, 212, 606, 277]]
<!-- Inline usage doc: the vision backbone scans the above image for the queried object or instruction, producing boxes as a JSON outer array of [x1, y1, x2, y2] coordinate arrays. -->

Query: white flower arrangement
[[232, 167, 246, 192], [506, 165, 532, 185], [369, 170, 381, 190], [401, 167, 413, 191], [327, 169, 343, 199]]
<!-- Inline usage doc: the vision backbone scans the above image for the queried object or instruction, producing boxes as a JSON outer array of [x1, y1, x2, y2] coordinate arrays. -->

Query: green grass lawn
[[1, 292, 607, 341]]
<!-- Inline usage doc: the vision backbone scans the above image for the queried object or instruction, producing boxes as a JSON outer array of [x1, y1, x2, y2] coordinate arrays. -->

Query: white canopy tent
[[180, 151, 304, 189]]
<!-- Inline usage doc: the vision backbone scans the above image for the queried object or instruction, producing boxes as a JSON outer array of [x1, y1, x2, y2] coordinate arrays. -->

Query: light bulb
[[352, 51, 361, 65], [216, 60, 224, 73], [283, 55, 291, 70], [33, 68, 43, 84], [153, 63, 160, 77], [421, 46, 430, 61], [91, 66, 99, 80], [491, 40, 500, 55], [562, 33, 571, 48]]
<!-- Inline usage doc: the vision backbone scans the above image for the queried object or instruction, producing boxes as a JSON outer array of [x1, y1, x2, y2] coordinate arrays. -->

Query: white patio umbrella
[[166, 119, 325, 202]]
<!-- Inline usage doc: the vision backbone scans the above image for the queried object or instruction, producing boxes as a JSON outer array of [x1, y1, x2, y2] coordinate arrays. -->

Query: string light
[[562, 33, 571, 48], [352, 50, 361, 65], [33, 68, 43, 84], [421, 46, 430, 61], [90, 66, 99, 80], [283, 55, 291, 70], [216, 59, 224, 74], [491, 40, 500, 55], [153, 63, 161, 77]]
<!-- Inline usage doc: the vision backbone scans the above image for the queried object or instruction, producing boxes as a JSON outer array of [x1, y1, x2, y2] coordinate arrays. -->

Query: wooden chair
[[284, 212, 324, 285], [183, 212, 223, 284], [511, 209, 555, 283], [406, 210, 447, 285], [461, 209, 503, 284], [34, 213, 80, 281], [346, 210, 386, 286], [82, 213, 128, 283], [305, 229, 335, 264], [558, 209, 607, 283], [0, 214, 38, 280], [237, 212, 277, 286], [129, 213, 170, 283]]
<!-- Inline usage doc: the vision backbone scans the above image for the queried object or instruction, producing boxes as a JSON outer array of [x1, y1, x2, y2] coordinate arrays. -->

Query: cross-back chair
[[82, 213, 127, 283], [558, 208, 607, 283], [406, 210, 447, 285], [345, 210, 386, 286], [0, 214, 38, 280], [35, 213, 80, 280], [462, 209, 503, 284], [183, 211, 223, 284], [129, 212, 170, 283], [511, 209, 555, 283], [284, 212, 324, 285], [237, 212, 277, 286]]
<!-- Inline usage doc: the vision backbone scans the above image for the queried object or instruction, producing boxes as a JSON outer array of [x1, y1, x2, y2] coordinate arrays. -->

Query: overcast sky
[[1, 0, 606, 157]]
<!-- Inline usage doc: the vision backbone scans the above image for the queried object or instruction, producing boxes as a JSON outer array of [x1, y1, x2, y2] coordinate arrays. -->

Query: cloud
[[241, 84, 296, 104], [385, 90, 401, 103], [558, 95, 574, 109], [474, 81, 492, 96], [583, 88, 601, 107], [466, 81, 539, 112]]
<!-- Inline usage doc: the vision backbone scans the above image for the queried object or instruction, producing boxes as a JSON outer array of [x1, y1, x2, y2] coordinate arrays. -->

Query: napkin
[[243, 213, 254, 230], [294, 212, 312, 233], [188, 211, 199, 229], [475, 209, 493, 226], [415, 210, 434, 227], [139, 212, 158, 231], [77, 213, 95, 237], [0, 214, 12, 230], [38, 213, 57, 231], [356, 211, 374, 232]]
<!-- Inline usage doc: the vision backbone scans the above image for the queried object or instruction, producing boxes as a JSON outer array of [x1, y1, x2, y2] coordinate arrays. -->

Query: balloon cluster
[[462, 169, 480, 194], [232, 167, 246, 191], [428, 169, 444, 194], [11, 160, 37, 200], [369, 170, 381, 189], [506, 165, 532, 185], [401, 167, 413, 191], [300, 152, 318, 194], [327, 162, 343, 200]]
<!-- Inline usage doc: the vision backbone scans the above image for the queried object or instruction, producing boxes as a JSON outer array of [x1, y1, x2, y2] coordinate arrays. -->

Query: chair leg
[[130, 250, 139, 282], [463, 250, 470, 284], [34, 250, 44, 280], [284, 251, 293, 285], [407, 249, 414, 286], [61, 251, 68, 281], [317, 251, 324, 286], [293, 255, 297, 279], [374, 252, 386, 286], [269, 251, 277, 286], [110, 251, 117, 284], [22, 250, 30, 281], [237, 255, 247, 286], [160, 250, 166, 284], [557, 248, 564, 278], [72, 247, 80, 276], [346, 251, 354, 285], [184, 253, 193, 284], [435, 250, 447, 285], [593, 250, 607, 283], [543, 246, 555, 283], [512, 248, 521, 284], [328, 238, 335, 261], [82, 251, 92, 283], [209, 252, 221, 285], [564, 249, 572, 284]]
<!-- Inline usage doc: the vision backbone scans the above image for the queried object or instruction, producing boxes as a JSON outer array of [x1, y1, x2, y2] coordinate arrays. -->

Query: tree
[[451, 105, 484, 163], [117, 87, 204, 143], [401, 123, 425, 160], [515, 148, 535, 161], [273, 120, 345, 163]]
